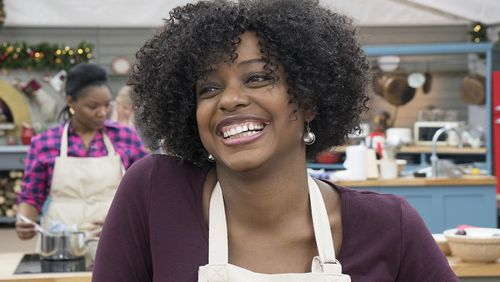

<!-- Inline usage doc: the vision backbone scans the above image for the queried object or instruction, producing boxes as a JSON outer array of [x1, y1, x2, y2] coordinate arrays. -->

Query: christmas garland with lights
[[0, 41, 94, 70], [0, 0, 5, 28]]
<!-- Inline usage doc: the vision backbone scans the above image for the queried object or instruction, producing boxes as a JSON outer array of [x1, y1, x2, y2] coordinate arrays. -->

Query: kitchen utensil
[[382, 73, 416, 106], [315, 151, 341, 164], [422, 71, 433, 94], [343, 144, 367, 181], [377, 55, 400, 72], [407, 72, 426, 88], [17, 214, 51, 235], [444, 227, 500, 263], [379, 158, 398, 179], [40, 231, 87, 260], [460, 74, 485, 105]]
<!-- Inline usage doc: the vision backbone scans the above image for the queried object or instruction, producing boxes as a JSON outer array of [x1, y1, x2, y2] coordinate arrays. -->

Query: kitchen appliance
[[414, 121, 464, 146], [14, 253, 90, 274], [492, 71, 500, 194]]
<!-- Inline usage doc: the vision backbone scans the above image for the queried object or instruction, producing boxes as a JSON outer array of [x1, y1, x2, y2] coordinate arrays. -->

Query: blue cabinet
[[351, 185, 497, 233]]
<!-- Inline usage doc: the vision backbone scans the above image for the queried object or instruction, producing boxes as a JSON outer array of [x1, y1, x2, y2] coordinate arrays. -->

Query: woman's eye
[[246, 73, 275, 86], [197, 85, 220, 97]]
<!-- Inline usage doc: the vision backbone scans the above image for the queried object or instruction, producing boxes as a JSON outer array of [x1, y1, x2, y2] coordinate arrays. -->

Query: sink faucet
[[430, 127, 463, 178]]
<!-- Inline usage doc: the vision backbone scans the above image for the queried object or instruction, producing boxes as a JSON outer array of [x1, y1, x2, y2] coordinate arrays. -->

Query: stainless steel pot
[[40, 231, 87, 260]]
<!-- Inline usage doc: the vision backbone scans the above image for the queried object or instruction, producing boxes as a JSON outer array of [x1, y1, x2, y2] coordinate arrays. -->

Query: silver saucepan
[[40, 231, 87, 260]]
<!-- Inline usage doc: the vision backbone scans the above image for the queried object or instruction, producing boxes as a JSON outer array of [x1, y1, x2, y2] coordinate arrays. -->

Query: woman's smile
[[216, 116, 271, 145]]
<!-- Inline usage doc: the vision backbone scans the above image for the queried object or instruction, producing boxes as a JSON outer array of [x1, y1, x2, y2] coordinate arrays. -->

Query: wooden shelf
[[399, 145, 486, 154], [331, 145, 486, 155]]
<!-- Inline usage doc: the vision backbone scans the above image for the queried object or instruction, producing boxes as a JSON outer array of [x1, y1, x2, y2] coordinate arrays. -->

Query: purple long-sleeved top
[[93, 154, 458, 282]]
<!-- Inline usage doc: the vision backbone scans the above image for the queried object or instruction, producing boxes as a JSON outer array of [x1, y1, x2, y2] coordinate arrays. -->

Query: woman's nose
[[96, 106, 108, 117], [218, 85, 250, 112]]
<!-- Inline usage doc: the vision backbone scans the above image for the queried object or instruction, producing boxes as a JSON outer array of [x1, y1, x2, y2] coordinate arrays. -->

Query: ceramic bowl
[[444, 228, 500, 262]]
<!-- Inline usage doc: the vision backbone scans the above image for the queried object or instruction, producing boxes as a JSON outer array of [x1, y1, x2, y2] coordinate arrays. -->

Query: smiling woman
[[92, 1, 458, 281], [195, 32, 304, 173]]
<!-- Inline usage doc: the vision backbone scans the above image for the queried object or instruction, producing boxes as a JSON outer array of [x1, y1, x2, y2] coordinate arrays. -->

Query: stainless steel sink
[[408, 160, 465, 178]]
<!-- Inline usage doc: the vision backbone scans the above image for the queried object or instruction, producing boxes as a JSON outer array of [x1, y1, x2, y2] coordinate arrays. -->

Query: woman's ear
[[303, 107, 317, 123], [66, 96, 73, 108]]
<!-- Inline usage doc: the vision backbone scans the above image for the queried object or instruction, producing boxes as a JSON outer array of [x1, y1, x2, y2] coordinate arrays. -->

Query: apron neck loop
[[61, 122, 117, 157], [208, 175, 337, 265]]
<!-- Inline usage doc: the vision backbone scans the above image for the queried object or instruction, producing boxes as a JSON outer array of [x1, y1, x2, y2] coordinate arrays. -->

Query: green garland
[[0, 0, 5, 28], [0, 41, 94, 70]]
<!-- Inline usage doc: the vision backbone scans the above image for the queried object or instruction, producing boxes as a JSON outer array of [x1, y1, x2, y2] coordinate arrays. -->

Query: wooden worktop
[[448, 256, 500, 277], [336, 175, 497, 187], [1, 252, 499, 280]]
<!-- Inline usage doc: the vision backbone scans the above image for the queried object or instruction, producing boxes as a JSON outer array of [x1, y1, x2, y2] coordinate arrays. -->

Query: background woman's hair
[[116, 85, 134, 105], [129, 0, 370, 166], [58, 63, 109, 121]]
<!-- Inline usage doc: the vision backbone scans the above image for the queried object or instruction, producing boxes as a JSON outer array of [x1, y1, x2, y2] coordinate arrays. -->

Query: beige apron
[[41, 122, 124, 231], [198, 175, 351, 282]]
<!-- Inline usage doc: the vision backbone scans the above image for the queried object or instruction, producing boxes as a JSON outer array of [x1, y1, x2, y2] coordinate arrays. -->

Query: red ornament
[[21, 123, 35, 145]]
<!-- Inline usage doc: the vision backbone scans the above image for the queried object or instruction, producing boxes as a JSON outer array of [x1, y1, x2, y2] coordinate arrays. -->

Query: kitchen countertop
[[0, 253, 91, 282], [448, 256, 500, 277], [1, 252, 499, 280], [336, 175, 497, 187]]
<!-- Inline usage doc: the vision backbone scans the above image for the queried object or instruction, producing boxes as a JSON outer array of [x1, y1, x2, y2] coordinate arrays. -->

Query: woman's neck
[[70, 119, 97, 136], [215, 154, 310, 229], [70, 119, 99, 151]]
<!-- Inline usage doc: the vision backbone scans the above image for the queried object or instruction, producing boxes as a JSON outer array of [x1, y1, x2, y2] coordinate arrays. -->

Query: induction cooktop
[[14, 253, 91, 274]]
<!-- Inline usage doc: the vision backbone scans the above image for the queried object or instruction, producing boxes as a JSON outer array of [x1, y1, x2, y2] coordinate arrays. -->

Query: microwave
[[414, 121, 464, 146]]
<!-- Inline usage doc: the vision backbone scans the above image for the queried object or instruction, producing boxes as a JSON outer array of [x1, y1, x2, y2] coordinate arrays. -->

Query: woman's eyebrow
[[238, 58, 266, 67]]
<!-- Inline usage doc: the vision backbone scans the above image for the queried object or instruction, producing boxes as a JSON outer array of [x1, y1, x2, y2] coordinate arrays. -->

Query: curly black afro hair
[[129, 0, 369, 167]]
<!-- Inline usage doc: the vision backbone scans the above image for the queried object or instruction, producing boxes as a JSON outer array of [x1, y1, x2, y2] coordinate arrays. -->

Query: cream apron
[[41, 122, 124, 231], [198, 175, 351, 282]]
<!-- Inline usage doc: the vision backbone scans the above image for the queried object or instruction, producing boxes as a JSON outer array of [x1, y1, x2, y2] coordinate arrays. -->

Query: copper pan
[[459, 74, 485, 105], [382, 73, 416, 106]]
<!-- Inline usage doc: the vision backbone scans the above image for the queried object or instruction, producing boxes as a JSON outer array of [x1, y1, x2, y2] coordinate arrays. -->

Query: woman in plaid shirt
[[15, 63, 148, 241]]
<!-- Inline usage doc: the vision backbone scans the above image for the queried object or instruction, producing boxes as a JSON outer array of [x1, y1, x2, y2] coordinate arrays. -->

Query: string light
[[470, 22, 487, 44], [0, 41, 94, 70]]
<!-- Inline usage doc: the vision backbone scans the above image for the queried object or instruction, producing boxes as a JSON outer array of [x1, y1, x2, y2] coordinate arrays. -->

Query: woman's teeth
[[222, 122, 265, 139]]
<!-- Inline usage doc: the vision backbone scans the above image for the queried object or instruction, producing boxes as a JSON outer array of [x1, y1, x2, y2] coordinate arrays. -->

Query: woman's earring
[[69, 107, 75, 115], [207, 154, 215, 162], [303, 122, 316, 145]]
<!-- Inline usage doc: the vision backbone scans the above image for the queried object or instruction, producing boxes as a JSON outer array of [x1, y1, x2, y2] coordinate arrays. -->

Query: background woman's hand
[[15, 220, 37, 240], [16, 203, 40, 240]]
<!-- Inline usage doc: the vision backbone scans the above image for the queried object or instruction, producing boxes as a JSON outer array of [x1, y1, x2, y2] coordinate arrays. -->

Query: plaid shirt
[[18, 120, 148, 212]]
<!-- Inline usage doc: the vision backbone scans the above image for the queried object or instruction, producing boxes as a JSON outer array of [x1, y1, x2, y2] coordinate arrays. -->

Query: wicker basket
[[444, 228, 500, 263]]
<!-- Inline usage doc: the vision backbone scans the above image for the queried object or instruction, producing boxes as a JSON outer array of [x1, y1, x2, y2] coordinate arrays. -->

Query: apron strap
[[208, 181, 229, 264], [102, 130, 116, 155], [208, 175, 336, 265], [308, 175, 336, 264], [60, 123, 70, 157], [101, 129, 125, 175]]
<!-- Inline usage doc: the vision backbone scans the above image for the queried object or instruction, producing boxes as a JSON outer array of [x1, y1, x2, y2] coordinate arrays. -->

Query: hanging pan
[[459, 74, 485, 105], [422, 71, 433, 94], [382, 73, 416, 106]]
